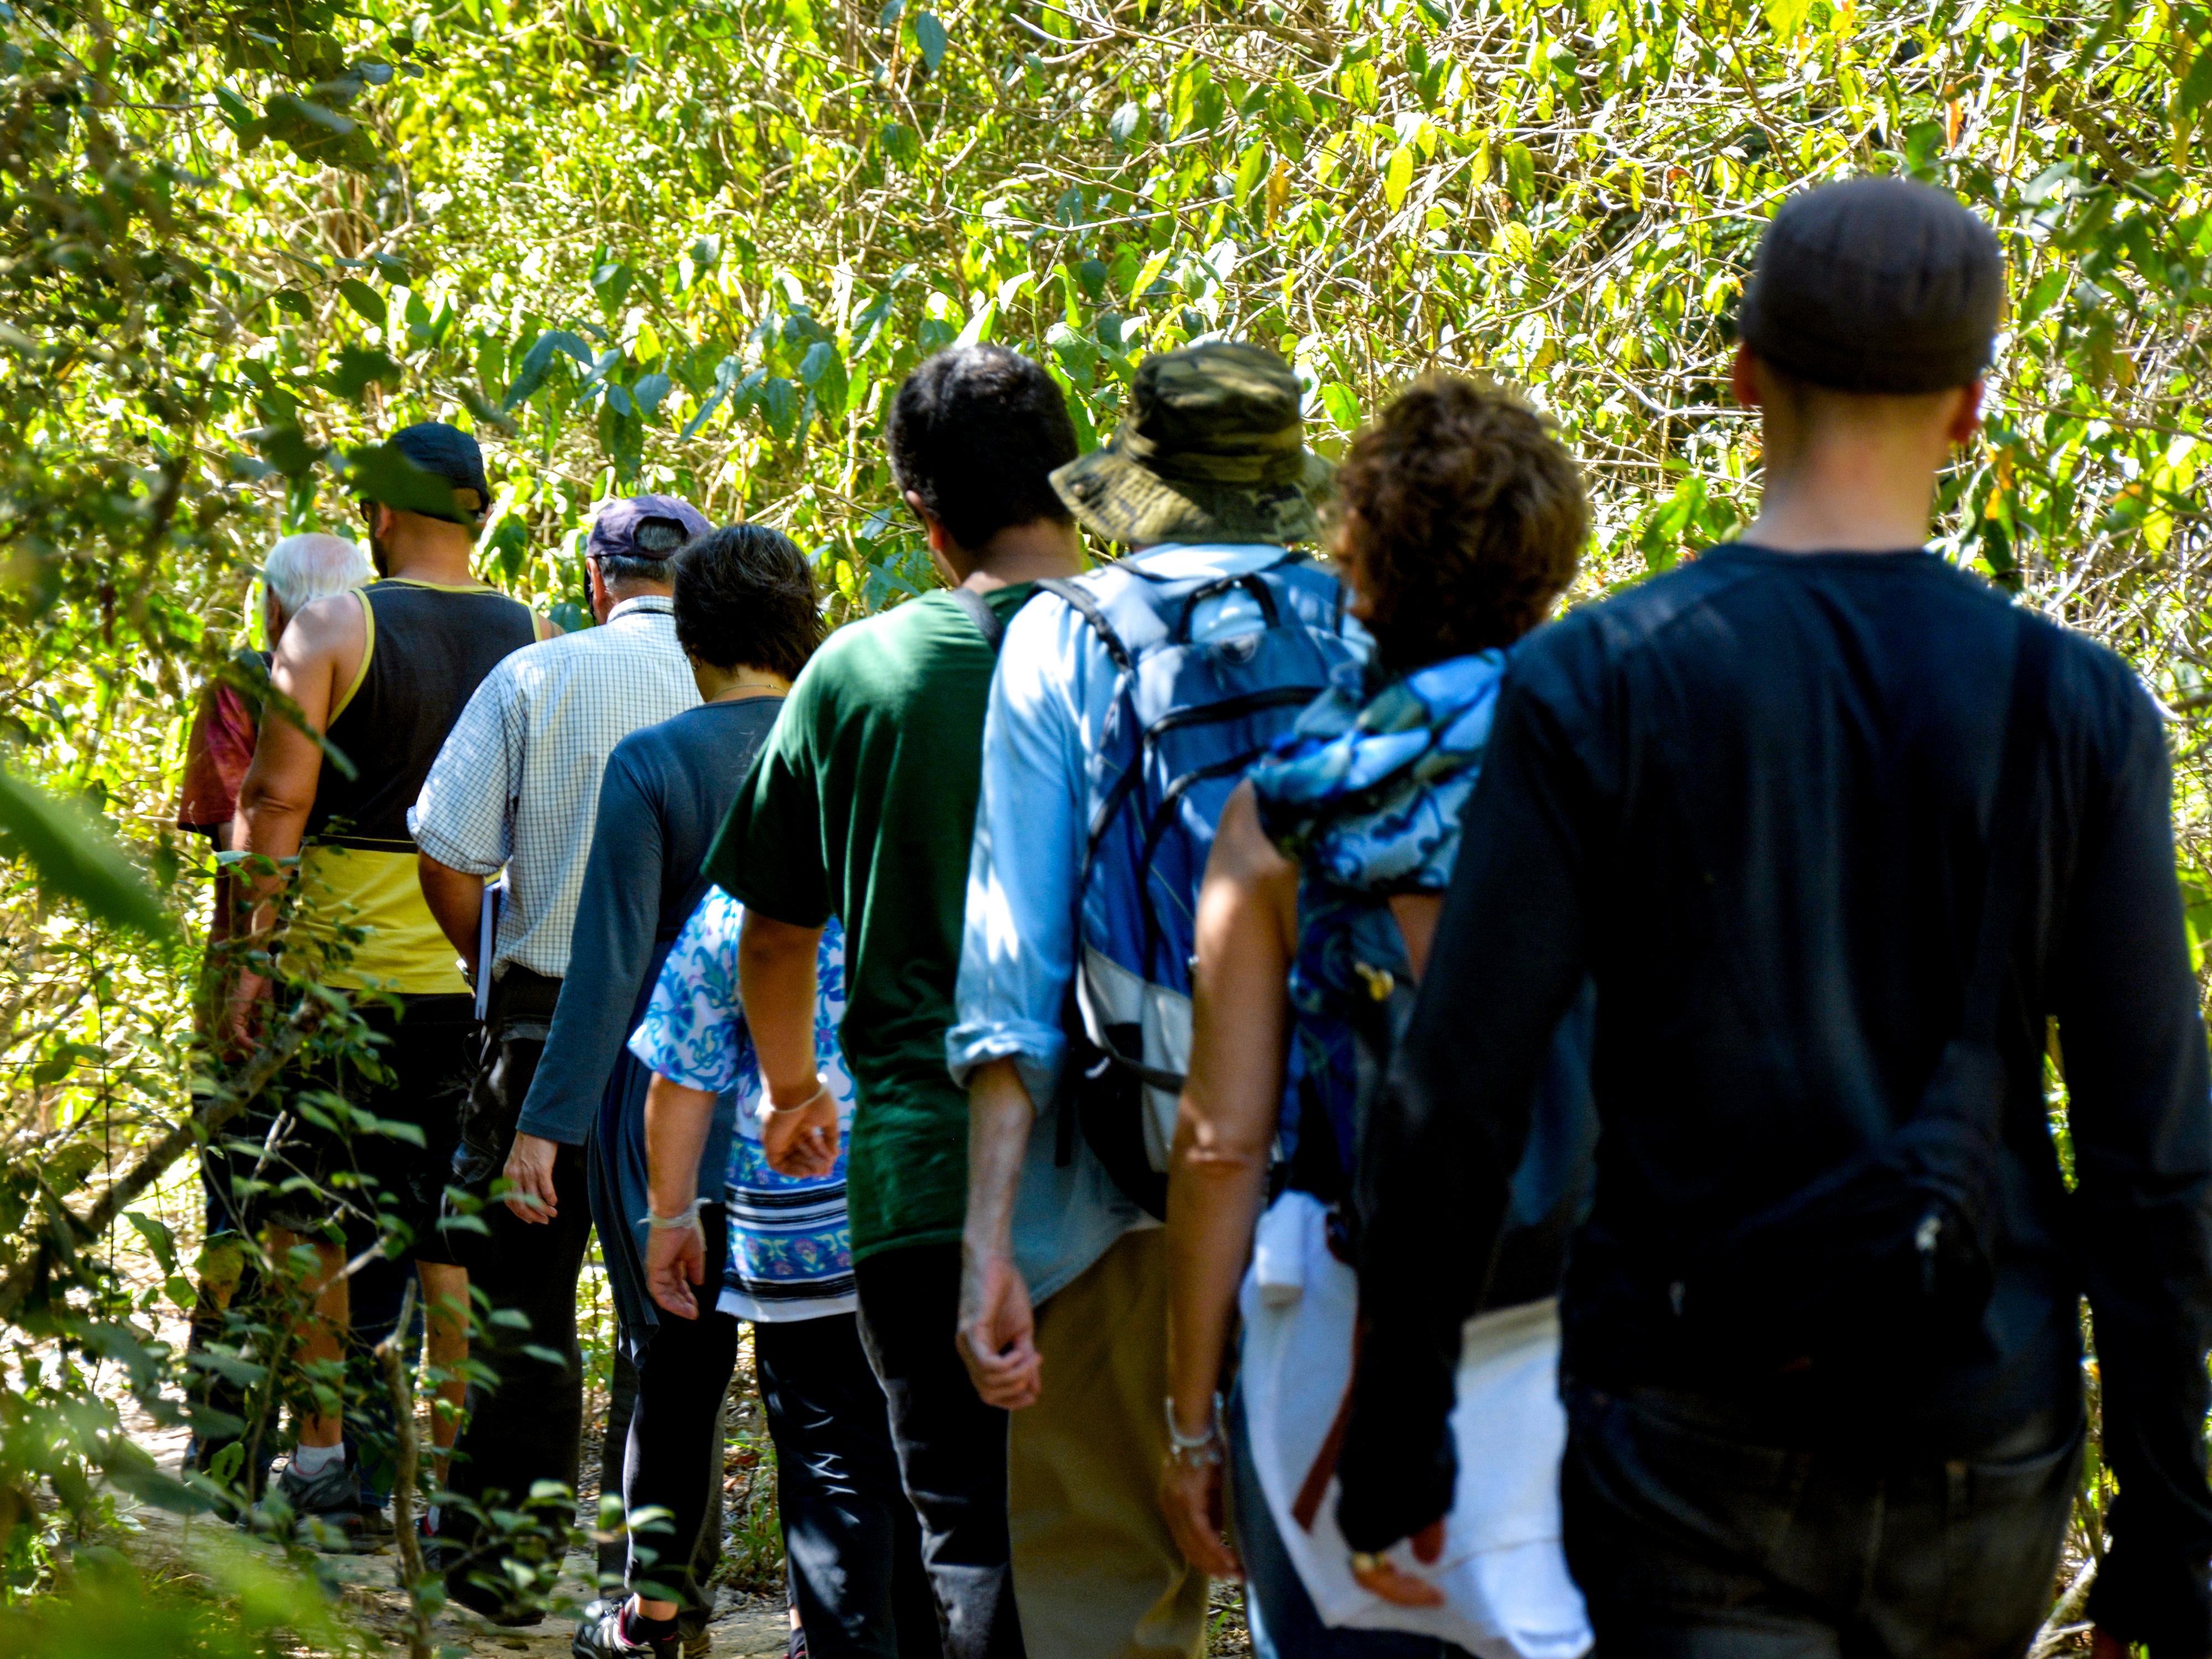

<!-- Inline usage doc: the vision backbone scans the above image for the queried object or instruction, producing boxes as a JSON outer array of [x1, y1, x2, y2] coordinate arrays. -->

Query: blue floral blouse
[[627, 887, 858, 1322]]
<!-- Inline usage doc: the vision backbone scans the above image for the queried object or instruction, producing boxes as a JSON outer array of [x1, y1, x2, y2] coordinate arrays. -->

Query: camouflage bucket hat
[[1050, 341, 1332, 547]]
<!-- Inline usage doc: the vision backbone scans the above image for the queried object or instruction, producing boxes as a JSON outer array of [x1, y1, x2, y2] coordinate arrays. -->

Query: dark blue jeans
[[1562, 1382, 2080, 1657], [1228, 1392, 1473, 1659]]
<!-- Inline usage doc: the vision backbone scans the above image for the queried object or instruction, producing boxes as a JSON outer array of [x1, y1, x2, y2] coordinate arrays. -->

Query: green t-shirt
[[703, 583, 1036, 1262]]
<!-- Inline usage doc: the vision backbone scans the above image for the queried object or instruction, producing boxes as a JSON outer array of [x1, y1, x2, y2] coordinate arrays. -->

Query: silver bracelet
[[1164, 1393, 1224, 1468], [640, 1197, 706, 1233]]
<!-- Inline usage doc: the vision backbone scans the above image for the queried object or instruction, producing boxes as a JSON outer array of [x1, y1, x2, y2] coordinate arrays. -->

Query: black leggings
[[623, 1209, 740, 1619]]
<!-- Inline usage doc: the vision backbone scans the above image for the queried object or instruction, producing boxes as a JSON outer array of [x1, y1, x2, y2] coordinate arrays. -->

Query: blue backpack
[[1039, 546, 1369, 1217]]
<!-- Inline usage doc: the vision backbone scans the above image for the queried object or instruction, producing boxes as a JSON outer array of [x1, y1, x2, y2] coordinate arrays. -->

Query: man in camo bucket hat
[[1049, 340, 1333, 546], [945, 337, 1367, 1659]]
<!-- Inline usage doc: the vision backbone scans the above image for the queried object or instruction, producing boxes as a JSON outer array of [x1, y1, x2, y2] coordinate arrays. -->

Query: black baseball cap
[[1736, 177, 2004, 394], [367, 421, 492, 523]]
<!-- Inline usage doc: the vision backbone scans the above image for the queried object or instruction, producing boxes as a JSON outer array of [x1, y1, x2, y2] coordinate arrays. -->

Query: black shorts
[[238, 992, 477, 1265]]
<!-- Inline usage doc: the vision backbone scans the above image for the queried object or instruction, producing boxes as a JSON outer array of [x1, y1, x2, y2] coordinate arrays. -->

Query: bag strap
[[1959, 612, 2052, 1046], [948, 587, 1006, 655], [1037, 576, 1134, 671]]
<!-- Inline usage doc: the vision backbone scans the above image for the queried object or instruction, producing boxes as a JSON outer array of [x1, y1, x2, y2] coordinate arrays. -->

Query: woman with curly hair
[[1157, 377, 1597, 1657]]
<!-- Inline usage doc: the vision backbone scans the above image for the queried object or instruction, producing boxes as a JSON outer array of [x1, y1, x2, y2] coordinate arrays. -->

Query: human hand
[[956, 1245, 1040, 1409], [1350, 1521, 1447, 1608], [759, 1076, 838, 1177], [1159, 1446, 1240, 1578], [646, 1215, 706, 1319], [222, 968, 272, 1057], [500, 1133, 562, 1223]]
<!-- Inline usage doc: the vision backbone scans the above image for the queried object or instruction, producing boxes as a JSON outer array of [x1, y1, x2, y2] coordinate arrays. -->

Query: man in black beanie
[[1334, 175, 2212, 1657]]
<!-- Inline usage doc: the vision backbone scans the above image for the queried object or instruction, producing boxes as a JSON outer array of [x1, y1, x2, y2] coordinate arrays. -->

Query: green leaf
[[1318, 381, 1362, 433], [1384, 146, 1415, 212], [1235, 142, 1270, 208], [328, 345, 401, 401], [2180, 43, 2212, 117], [124, 1211, 179, 1275], [913, 11, 947, 72], [503, 328, 597, 410], [336, 278, 385, 327], [2016, 268, 2070, 326], [758, 375, 801, 437], [1764, 0, 1816, 35], [342, 441, 464, 519], [634, 371, 672, 418], [1502, 140, 1536, 205], [247, 424, 325, 477], [0, 766, 169, 938]]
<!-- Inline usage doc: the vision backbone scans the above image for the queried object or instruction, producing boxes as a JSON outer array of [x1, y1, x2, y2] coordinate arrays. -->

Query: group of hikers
[[176, 175, 2212, 1659]]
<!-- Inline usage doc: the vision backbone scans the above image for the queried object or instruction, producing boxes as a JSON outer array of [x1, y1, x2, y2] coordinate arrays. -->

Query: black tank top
[[308, 579, 536, 850]]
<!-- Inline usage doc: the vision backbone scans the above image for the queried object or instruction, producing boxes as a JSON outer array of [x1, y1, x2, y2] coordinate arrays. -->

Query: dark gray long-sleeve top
[[1337, 546, 2212, 1654], [518, 697, 785, 1152]]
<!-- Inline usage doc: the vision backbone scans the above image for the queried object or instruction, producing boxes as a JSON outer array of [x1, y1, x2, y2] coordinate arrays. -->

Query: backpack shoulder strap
[[948, 587, 1006, 656], [1038, 576, 1134, 672]]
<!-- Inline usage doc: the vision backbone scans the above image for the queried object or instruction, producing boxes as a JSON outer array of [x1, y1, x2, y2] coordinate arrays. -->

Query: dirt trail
[[116, 1419, 792, 1656]]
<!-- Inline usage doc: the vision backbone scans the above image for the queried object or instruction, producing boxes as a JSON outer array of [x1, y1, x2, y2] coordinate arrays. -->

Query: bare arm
[[737, 909, 834, 1175], [643, 1072, 718, 1319], [1161, 782, 1298, 1577], [959, 1059, 1042, 1408], [418, 854, 487, 973], [223, 594, 359, 1042]]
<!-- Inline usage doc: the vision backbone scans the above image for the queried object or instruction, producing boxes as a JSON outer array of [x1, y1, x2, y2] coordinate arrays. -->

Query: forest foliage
[[1, 0, 2209, 1647]]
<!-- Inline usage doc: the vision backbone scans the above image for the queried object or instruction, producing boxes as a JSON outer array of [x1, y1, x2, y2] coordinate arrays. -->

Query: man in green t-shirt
[[703, 343, 1082, 1659]]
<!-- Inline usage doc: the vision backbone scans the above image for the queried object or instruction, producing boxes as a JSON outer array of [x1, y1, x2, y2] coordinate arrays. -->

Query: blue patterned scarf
[[1246, 650, 1510, 1183], [1251, 651, 1508, 894]]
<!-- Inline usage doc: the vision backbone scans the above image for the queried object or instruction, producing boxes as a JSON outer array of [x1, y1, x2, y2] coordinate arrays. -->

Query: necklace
[[709, 677, 786, 703]]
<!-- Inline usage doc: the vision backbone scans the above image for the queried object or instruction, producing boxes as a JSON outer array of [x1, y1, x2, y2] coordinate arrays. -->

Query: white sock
[[292, 1441, 344, 1477], [424, 1504, 441, 1532]]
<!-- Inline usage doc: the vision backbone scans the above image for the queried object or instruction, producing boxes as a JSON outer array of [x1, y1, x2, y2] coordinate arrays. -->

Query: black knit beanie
[[1737, 176, 2004, 394]]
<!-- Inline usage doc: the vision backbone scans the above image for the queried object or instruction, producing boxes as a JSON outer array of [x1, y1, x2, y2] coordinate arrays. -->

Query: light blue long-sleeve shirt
[[947, 543, 1308, 1300]]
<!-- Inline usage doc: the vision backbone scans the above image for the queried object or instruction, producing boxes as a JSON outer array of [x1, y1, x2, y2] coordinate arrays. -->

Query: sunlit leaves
[[0, 768, 169, 938]]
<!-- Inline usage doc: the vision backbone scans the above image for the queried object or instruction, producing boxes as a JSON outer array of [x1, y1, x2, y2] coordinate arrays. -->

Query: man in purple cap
[[410, 491, 709, 1621]]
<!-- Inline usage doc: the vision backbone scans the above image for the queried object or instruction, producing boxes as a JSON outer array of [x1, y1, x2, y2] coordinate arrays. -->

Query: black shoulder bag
[[1668, 613, 2051, 1394]]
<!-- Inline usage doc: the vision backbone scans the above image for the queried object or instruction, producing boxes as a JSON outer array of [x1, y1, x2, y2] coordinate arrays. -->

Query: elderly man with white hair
[[178, 529, 370, 1495]]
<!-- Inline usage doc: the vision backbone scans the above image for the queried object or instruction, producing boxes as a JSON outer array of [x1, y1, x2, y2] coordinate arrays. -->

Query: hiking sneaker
[[683, 1629, 712, 1659], [275, 1455, 365, 1552], [572, 1598, 676, 1659]]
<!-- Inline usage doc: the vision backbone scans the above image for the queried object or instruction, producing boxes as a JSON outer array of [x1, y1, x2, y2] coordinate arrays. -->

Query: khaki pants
[[1009, 1227, 1210, 1659]]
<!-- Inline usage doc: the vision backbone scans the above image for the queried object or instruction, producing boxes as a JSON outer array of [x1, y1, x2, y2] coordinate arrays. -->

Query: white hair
[[263, 533, 372, 615]]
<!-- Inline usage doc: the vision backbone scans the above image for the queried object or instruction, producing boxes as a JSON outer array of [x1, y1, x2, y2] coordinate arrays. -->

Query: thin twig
[[377, 1277, 434, 1659]]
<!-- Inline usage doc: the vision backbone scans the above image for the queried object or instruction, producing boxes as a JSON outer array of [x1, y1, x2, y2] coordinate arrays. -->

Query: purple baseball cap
[[587, 493, 711, 562]]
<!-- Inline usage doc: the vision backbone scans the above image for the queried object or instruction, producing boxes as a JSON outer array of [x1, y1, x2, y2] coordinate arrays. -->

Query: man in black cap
[[225, 420, 544, 1542], [1335, 176, 2212, 1657], [409, 490, 708, 1621]]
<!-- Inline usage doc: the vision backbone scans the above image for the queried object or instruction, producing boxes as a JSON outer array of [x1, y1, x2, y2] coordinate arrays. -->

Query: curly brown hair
[[1334, 376, 1588, 675]]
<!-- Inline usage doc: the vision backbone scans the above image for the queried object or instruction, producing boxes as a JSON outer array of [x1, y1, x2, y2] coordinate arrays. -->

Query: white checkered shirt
[[409, 594, 700, 980]]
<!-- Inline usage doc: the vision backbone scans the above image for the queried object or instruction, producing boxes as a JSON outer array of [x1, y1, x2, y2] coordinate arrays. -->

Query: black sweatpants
[[757, 1310, 938, 1658], [855, 1242, 1026, 1659]]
